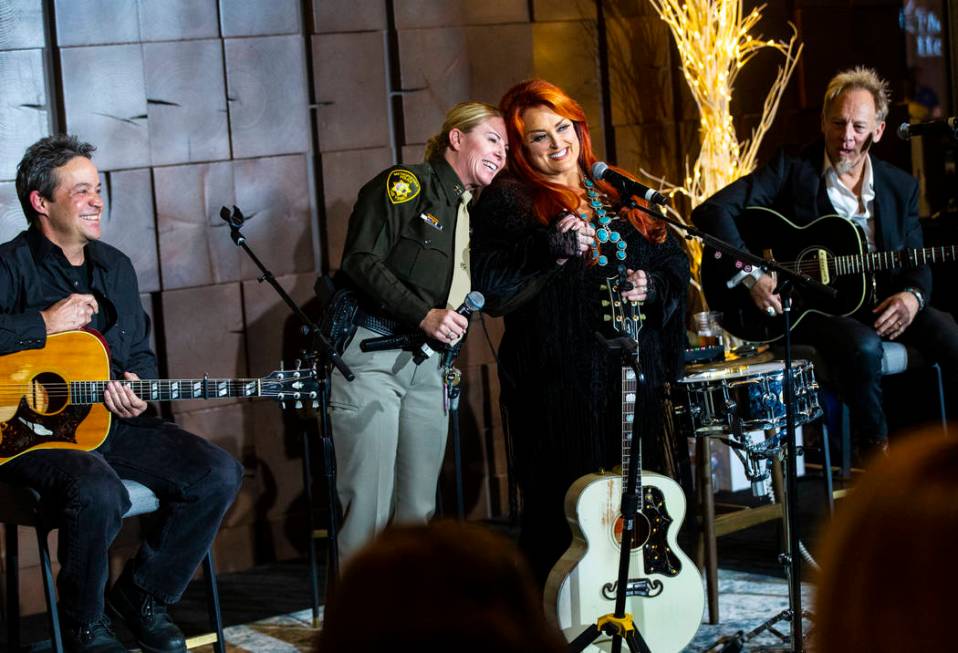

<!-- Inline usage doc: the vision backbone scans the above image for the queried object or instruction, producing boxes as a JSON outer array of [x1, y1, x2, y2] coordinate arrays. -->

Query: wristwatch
[[904, 287, 926, 311]]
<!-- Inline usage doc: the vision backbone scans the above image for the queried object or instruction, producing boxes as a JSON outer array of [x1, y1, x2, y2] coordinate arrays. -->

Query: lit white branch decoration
[[643, 0, 802, 285]]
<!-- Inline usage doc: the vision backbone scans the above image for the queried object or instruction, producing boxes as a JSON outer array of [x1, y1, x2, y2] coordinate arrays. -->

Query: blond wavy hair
[[822, 66, 892, 122], [424, 101, 501, 161]]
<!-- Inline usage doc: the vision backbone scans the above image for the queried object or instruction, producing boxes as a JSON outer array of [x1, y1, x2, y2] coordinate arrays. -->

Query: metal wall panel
[[398, 24, 532, 145], [312, 32, 388, 152], [53, 0, 140, 46], [397, 27, 470, 146], [154, 161, 240, 290], [55, 0, 218, 45], [394, 0, 528, 29], [138, 0, 219, 42], [219, 0, 301, 37], [0, 0, 45, 50], [0, 48, 48, 180], [99, 169, 160, 293], [232, 154, 313, 279], [312, 0, 386, 33], [320, 146, 392, 269], [159, 283, 247, 415], [0, 181, 25, 244], [224, 35, 308, 158], [60, 44, 150, 170], [144, 39, 230, 166]]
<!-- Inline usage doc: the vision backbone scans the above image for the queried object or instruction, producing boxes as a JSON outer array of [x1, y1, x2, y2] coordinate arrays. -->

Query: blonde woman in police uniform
[[330, 102, 507, 560]]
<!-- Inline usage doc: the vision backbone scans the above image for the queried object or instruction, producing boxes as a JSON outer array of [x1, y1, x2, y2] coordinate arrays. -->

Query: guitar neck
[[621, 367, 640, 493], [835, 245, 958, 275], [69, 378, 267, 404]]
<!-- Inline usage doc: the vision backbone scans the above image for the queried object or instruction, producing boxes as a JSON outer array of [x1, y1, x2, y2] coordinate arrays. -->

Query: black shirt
[[0, 226, 157, 380]]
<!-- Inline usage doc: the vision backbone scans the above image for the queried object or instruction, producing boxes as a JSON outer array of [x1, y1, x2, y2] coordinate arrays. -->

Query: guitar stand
[[219, 206, 354, 624], [567, 331, 651, 653]]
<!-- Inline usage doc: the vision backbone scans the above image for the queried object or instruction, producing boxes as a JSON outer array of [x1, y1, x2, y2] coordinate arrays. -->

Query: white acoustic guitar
[[545, 360, 705, 651]]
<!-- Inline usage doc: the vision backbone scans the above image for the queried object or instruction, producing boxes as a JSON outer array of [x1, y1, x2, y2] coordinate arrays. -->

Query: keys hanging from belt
[[443, 366, 462, 414]]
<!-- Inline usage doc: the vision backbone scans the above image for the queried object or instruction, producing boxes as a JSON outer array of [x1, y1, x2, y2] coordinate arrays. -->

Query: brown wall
[[0, 0, 932, 616]]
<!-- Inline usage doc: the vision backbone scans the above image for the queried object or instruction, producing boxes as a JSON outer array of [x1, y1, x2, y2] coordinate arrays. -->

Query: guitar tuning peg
[[295, 400, 303, 409], [602, 300, 610, 307], [294, 358, 302, 369], [280, 402, 286, 410], [599, 284, 608, 291], [279, 360, 285, 371], [312, 400, 319, 409], [603, 315, 612, 322]]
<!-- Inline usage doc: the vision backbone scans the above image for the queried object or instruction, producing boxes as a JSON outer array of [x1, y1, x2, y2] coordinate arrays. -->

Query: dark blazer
[[691, 141, 930, 301]]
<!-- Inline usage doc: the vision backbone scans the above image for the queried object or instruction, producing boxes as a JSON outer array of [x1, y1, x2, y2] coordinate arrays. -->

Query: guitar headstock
[[601, 266, 644, 341], [261, 364, 320, 410]]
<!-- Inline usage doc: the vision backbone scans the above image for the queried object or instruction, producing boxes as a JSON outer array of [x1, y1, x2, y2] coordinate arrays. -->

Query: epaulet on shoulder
[[385, 165, 425, 205]]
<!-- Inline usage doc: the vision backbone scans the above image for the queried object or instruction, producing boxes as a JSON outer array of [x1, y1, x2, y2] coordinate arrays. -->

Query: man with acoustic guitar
[[0, 135, 243, 653], [693, 67, 958, 456]]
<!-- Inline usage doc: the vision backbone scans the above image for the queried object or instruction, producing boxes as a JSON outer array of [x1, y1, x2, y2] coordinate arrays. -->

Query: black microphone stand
[[623, 200, 833, 652], [567, 330, 651, 653], [219, 206, 354, 625]]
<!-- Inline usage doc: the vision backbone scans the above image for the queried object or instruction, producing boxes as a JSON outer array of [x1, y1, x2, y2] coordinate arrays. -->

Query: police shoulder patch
[[386, 169, 421, 204]]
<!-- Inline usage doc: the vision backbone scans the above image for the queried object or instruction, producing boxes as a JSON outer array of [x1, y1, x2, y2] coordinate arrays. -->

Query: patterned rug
[[188, 568, 814, 653]]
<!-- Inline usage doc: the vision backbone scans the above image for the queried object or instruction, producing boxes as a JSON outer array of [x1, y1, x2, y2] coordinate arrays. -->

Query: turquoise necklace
[[580, 178, 627, 266]]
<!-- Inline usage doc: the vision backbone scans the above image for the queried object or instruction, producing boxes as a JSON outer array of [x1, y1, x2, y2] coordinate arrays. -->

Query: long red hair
[[499, 79, 666, 244]]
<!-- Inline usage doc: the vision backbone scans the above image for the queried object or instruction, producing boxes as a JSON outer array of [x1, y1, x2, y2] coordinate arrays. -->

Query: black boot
[[106, 567, 187, 653], [61, 615, 127, 653]]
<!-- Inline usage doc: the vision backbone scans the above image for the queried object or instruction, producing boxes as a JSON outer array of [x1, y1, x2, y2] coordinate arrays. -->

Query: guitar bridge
[[817, 249, 830, 284]]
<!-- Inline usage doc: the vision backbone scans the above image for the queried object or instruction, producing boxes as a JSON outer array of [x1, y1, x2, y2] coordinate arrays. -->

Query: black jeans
[[0, 418, 243, 625], [794, 306, 958, 442]]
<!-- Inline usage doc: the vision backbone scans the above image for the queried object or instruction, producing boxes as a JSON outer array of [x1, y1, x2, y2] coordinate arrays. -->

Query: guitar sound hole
[[29, 372, 67, 414], [613, 511, 651, 550]]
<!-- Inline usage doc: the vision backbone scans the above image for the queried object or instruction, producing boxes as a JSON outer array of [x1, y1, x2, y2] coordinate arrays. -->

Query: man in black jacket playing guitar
[[693, 66, 958, 453], [0, 135, 243, 653]]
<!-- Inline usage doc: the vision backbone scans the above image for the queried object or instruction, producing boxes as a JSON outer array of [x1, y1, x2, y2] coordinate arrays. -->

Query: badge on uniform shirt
[[419, 212, 442, 230], [386, 169, 421, 204]]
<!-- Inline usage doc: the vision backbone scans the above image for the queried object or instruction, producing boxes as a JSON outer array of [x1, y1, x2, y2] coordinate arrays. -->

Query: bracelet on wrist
[[904, 287, 926, 311]]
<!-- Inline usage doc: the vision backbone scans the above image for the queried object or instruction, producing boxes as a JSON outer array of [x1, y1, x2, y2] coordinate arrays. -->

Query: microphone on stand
[[591, 161, 669, 206], [897, 116, 958, 140], [413, 291, 485, 364]]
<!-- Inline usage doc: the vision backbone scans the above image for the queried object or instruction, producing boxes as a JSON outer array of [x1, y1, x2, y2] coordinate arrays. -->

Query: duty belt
[[354, 308, 408, 337]]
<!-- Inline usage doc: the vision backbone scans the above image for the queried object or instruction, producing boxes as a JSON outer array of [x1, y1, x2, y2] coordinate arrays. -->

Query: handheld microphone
[[591, 161, 668, 206], [413, 291, 485, 364], [897, 116, 958, 140]]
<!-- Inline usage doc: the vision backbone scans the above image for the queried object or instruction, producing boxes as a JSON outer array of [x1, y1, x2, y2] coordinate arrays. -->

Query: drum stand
[[703, 284, 812, 653]]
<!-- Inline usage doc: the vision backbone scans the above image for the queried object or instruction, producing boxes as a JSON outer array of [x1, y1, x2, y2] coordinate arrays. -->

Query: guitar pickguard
[[639, 486, 681, 576], [0, 398, 90, 458]]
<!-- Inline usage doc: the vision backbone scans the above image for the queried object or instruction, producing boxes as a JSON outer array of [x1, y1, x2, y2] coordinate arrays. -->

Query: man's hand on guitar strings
[[104, 371, 148, 418], [40, 293, 99, 334], [748, 273, 782, 316], [873, 292, 919, 340]]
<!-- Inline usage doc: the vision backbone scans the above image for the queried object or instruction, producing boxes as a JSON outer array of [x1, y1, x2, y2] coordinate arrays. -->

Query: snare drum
[[677, 360, 822, 436]]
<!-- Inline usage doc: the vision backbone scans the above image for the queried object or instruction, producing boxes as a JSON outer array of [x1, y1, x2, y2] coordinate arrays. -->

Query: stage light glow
[[641, 1, 802, 292]]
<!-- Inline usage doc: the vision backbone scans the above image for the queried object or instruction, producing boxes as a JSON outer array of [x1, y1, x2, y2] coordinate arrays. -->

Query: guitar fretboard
[[621, 367, 639, 494], [69, 378, 265, 404], [832, 245, 958, 275]]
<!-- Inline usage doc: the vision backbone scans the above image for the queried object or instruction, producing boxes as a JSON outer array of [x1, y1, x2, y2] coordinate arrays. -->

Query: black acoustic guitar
[[702, 206, 958, 343]]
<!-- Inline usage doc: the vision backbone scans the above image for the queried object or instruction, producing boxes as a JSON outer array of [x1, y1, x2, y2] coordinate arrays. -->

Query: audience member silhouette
[[316, 520, 566, 652], [814, 428, 958, 652]]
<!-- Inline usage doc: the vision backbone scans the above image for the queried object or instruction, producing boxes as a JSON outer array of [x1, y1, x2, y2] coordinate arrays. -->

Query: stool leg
[[5, 524, 19, 651], [37, 528, 63, 653], [696, 437, 719, 624], [821, 420, 835, 516], [202, 550, 225, 653], [933, 363, 948, 435]]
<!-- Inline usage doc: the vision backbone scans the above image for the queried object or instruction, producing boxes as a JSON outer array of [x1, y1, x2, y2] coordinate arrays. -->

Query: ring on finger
[[765, 306, 776, 316]]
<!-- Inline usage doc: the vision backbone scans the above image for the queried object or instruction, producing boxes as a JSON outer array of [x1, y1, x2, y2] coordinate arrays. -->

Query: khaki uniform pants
[[329, 326, 448, 561]]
